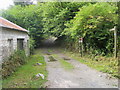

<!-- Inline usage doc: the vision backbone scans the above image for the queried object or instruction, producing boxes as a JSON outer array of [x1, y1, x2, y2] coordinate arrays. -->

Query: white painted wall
[[1, 27, 29, 62]]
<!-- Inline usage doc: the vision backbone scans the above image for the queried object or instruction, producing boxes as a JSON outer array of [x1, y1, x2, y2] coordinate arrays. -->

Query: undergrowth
[[2, 55, 47, 88], [2, 50, 27, 78]]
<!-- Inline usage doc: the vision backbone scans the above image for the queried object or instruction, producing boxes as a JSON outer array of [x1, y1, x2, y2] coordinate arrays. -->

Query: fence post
[[79, 38, 83, 57], [114, 27, 117, 58]]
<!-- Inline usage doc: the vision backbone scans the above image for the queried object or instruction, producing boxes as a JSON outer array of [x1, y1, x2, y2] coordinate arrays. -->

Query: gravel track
[[40, 48, 118, 88]]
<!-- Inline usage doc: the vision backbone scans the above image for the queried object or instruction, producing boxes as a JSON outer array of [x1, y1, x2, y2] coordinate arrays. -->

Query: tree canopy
[[2, 2, 118, 55]]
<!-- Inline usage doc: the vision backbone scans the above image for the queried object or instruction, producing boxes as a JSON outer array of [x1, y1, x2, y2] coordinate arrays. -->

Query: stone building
[[0, 17, 29, 62]]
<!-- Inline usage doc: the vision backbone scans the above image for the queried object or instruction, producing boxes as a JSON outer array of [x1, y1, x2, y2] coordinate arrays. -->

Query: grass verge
[[62, 49, 119, 78], [59, 59, 74, 70], [2, 55, 48, 88]]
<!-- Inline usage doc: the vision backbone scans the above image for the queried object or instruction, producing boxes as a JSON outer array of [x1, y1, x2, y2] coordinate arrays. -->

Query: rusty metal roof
[[0, 17, 28, 32]]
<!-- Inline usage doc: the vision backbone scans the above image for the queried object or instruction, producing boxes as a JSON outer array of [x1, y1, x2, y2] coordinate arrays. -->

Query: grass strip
[[52, 54, 74, 70], [59, 59, 74, 70], [2, 55, 48, 88]]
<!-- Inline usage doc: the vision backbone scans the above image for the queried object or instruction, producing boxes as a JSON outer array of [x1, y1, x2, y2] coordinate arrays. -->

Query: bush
[[2, 50, 27, 78], [63, 3, 117, 55], [29, 37, 35, 55]]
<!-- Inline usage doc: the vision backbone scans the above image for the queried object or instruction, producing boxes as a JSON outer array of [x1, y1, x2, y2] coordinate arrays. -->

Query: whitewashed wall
[[1, 27, 29, 62]]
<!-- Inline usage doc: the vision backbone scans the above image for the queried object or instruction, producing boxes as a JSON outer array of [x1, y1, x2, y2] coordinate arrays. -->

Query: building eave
[[0, 26, 29, 33]]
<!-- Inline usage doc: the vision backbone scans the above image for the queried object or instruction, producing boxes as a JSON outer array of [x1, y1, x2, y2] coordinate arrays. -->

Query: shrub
[[64, 3, 117, 54], [29, 37, 35, 55], [2, 50, 27, 78]]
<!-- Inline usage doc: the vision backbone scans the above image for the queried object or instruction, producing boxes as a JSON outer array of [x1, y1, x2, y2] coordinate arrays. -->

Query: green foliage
[[64, 3, 117, 54], [2, 2, 89, 47], [117, 2, 120, 57], [2, 4, 44, 47], [29, 37, 35, 54], [3, 55, 48, 88], [2, 50, 27, 78], [42, 2, 89, 37], [2, 2, 118, 55]]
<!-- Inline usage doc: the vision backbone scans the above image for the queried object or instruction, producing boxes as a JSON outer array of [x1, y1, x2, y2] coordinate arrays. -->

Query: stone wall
[[0, 27, 2, 63], [1, 27, 29, 62]]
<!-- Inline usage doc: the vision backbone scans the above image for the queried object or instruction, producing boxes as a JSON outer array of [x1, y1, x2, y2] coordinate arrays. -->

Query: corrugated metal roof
[[0, 17, 28, 32]]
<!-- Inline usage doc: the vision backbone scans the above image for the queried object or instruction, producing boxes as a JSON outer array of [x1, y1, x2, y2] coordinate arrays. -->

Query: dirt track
[[39, 47, 118, 88]]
